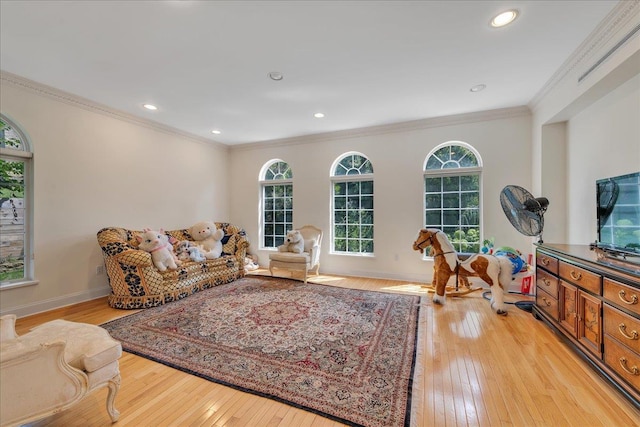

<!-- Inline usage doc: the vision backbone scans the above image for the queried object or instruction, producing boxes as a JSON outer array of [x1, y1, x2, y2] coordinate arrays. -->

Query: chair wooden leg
[[106, 374, 121, 422]]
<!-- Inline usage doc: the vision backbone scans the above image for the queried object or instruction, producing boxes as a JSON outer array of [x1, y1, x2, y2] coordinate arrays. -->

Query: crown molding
[[230, 105, 531, 152], [529, 0, 640, 109], [0, 70, 228, 151]]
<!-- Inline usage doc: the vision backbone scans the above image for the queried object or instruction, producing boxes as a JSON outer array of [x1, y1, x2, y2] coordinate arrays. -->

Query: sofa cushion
[[29, 320, 122, 373], [269, 252, 310, 264]]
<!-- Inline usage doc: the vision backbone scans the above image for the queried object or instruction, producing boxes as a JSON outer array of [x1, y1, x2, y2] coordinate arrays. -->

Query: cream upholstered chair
[[0, 314, 122, 426], [269, 225, 323, 283]]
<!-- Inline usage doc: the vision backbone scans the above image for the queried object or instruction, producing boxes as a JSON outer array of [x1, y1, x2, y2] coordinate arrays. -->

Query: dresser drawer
[[603, 278, 640, 316], [604, 304, 640, 354], [536, 288, 558, 321], [604, 335, 640, 390], [559, 261, 601, 295], [536, 267, 559, 298], [536, 252, 558, 275]]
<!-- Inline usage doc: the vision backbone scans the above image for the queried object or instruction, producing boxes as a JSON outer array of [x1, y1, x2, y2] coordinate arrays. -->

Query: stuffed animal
[[188, 245, 207, 262], [190, 221, 224, 259], [136, 228, 179, 272], [174, 240, 192, 262], [244, 256, 259, 273], [278, 229, 305, 254]]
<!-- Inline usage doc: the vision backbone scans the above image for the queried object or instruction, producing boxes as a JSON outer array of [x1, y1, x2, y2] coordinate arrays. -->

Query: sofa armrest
[[1, 340, 88, 426]]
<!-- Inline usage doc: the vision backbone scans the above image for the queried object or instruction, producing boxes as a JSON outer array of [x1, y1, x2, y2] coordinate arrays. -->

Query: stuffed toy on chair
[[190, 221, 224, 259], [174, 240, 193, 262], [278, 229, 305, 254], [136, 228, 179, 272]]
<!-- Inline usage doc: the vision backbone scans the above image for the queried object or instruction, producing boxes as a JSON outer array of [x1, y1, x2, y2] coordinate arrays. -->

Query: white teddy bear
[[190, 221, 225, 259], [136, 228, 180, 272], [278, 229, 305, 254]]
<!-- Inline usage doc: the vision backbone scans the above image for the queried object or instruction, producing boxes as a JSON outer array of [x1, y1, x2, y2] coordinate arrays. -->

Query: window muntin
[[1, 115, 33, 286], [331, 153, 374, 254], [424, 142, 481, 253], [260, 160, 293, 249]]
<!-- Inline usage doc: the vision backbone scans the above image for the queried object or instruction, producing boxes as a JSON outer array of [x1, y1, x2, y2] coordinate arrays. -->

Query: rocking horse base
[[421, 284, 484, 297]]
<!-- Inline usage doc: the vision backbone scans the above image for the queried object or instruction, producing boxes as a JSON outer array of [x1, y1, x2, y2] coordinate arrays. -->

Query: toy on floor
[[137, 228, 180, 272], [413, 228, 513, 315], [244, 255, 259, 273]]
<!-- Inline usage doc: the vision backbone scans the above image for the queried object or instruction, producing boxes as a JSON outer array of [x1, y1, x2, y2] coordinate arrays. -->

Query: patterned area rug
[[102, 276, 420, 427]]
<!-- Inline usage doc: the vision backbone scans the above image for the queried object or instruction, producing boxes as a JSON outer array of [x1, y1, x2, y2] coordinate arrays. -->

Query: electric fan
[[500, 185, 549, 243], [597, 179, 619, 231]]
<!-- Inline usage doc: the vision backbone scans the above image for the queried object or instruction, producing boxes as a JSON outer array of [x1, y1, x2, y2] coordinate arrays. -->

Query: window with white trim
[[1, 114, 33, 286], [424, 142, 482, 253], [331, 152, 374, 254], [260, 160, 293, 249]]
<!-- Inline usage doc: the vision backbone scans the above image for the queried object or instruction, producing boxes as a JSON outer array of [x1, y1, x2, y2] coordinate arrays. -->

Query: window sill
[[0, 279, 39, 291], [329, 252, 375, 258]]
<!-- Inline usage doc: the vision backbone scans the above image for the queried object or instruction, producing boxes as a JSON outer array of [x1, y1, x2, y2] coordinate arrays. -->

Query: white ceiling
[[0, 1, 618, 145]]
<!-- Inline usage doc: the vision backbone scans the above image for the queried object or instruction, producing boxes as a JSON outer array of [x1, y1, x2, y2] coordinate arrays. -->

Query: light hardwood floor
[[16, 271, 640, 427]]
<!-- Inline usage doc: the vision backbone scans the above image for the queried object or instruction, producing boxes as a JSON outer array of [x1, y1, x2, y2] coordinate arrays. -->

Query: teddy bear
[[136, 228, 179, 272], [190, 221, 225, 259], [278, 229, 305, 254]]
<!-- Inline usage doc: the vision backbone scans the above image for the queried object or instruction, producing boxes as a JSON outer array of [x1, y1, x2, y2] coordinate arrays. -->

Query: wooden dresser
[[533, 243, 640, 409]]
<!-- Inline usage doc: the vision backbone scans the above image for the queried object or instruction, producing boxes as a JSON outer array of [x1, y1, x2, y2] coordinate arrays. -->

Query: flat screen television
[[595, 171, 640, 262]]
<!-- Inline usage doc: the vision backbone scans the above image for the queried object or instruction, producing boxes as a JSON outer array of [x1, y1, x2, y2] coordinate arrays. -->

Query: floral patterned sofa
[[97, 223, 249, 309]]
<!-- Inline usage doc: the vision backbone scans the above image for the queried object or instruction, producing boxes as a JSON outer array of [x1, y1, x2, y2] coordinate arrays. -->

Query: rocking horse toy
[[412, 228, 513, 315]]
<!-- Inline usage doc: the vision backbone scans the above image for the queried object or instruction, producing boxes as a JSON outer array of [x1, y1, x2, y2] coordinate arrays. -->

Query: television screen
[[597, 171, 640, 255]]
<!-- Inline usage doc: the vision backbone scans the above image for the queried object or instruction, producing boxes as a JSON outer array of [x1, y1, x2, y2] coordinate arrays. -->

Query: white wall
[[0, 79, 230, 316], [566, 74, 640, 244], [229, 109, 533, 282], [530, 1, 640, 244]]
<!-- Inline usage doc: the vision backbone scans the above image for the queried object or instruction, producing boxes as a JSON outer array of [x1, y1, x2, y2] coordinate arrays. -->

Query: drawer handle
[[540, 258, 550, 266], [542, 278, 551, 287], [618, 323, 639, 340], [541, 297, 551, 307], [569, 270, 582, 281], [618, 290, 639, 305], [619, 357, 640, 376]]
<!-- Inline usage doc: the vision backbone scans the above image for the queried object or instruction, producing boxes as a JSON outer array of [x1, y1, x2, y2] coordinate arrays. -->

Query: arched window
[[1, 114, 34, 286], [260, 160, 293, 249], [424, 142, 482, 252], [331, 152, 374, 254]]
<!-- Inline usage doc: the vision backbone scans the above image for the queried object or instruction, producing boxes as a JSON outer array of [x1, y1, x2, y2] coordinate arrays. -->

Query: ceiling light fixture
[[314, 113, 325, 118], [268, 71, 284, 81], [470, 84, 486, 92], [211, 130, 221, 135], [490, 9, 518, 28], [143, 104, 158, 110]]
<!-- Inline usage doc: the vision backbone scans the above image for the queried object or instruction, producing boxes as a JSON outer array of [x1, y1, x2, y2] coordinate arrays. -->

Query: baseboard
[[0, 286, 111, 319]]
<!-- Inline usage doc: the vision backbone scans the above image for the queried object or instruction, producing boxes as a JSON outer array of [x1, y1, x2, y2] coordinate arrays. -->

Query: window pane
[[335, 225, 347, 238], [264, 236, 274, 247], [347, 239, 360, 252], [425, 194, 441, 208], [361, 180, 373, 194], [443, 210, 459, 225], [334, 238, 346, 251], [460, 175, 479, 190], [347, 196, 360, 209], [334, 197, 346, 209], [0, 160, 26, 283], [425, 177, 441, 192], [461, 192, 479, 208], [362, 240, 374, 253], [334, 210, 347, 224], [334, 182, 346, 195], [425, 211, 441, 226], [443, 193, 459, 208], [361, 196, 373, 209], [443, 176, 460, 191], [347, 182, 360, 195], [361, 210, 374, 225]]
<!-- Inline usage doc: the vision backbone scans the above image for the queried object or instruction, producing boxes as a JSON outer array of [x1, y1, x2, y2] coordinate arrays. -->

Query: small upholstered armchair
[[269, 225, 323, 283], [0, 314, 122, 426]]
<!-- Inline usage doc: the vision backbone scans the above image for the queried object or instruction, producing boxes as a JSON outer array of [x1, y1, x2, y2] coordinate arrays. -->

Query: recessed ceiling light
[[211, 130, 221, 135], [470, 84, 486, 92], [490, 10, 518, 28], [143, 104, 158, 110], [314, 113, 325, 118], [268, 71, 284, 81]]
